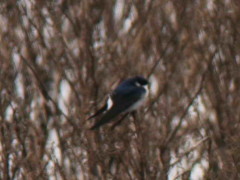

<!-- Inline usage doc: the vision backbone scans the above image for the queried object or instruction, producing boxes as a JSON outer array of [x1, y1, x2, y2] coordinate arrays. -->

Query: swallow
[[88, 76, 149, 130]]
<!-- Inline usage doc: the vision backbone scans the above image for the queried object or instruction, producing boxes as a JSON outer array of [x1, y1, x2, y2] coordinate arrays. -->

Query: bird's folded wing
[[90, 89, 143, 130]]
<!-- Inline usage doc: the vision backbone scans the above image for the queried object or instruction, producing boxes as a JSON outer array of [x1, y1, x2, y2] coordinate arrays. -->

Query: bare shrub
[[0, 0, 240, 179]]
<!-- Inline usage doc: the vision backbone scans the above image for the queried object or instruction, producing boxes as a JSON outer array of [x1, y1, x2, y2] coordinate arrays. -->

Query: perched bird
[[88, 76, 149, 130]]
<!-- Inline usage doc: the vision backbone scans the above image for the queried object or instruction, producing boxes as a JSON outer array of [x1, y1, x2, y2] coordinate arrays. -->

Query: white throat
[[143, 85, 149, 96]]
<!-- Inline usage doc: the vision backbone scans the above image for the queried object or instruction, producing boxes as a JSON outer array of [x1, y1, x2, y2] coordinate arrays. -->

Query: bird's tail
[[90, 106, 121, 130], [87, 104, 108, 120]]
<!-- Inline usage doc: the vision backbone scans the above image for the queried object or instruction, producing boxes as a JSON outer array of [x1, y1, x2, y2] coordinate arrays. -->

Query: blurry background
[[1, 0, 240, 179]]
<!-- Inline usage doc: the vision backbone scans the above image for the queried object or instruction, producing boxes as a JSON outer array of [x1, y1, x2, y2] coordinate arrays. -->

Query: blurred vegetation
[[1, 0, 240, 179]]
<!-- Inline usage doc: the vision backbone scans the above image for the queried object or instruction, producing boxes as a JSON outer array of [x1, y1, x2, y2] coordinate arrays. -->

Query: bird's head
[[133, 76, 149, 87], [116, 76, 149, 93]]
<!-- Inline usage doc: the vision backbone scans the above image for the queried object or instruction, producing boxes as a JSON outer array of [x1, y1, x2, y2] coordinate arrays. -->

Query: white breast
[[125, 85, 149, 112]]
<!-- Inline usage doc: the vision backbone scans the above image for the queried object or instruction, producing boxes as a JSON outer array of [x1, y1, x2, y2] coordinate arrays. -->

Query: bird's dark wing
[[90, 88, 144, 130]]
